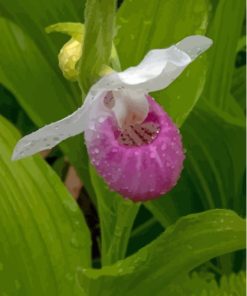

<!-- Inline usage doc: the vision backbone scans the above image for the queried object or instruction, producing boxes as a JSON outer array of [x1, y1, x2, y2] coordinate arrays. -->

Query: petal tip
[[11, 149, 21, 161], [176, 35, 213, 60], [11, 145, 24, 161]]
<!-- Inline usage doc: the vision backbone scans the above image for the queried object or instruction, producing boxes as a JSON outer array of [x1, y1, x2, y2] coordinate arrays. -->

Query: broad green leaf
[[90, 167, 139, 266], [0, 85, 35, 135], [79, 0, 117, 91], [201, 95, 245, 128], [236, 35, 246, 53], [231, 65, 246, 111], [165, 271, 246, 296], [145, 168, 198, 227], [203, 0, 245, 110], [0, 0, 84, 70], [78, 210, 245, 296], [146, 103, 245, 227], [0, 116, 91, 296], [0, 17, 95, 200], [116, 0, 210, 126], [184, 103, 245, 213]]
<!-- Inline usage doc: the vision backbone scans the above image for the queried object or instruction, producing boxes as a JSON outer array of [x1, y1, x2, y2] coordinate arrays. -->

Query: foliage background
[[0, 0, 245, 295]]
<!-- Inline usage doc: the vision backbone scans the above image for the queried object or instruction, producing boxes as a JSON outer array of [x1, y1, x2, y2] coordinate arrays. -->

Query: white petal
[[12, 91, 108, 160], [82, 35, 213, 103], [104, 35, 213, 92], [176, 35, 213, 60]]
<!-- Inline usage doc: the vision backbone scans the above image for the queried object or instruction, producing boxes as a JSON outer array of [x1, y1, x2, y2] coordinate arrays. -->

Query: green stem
[[102, 201, 140, 266], [78, 0, 117, 92]]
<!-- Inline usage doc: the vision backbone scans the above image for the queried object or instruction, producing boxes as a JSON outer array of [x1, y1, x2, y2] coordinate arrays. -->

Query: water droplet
[[119, 17, 128, 24], [74, 220, 81, 228], [130, 34, 135, 40], [144, 20, 151, 25], [63, 199, 78, 213], [98, 117, 106, 123], [111, 147, 118, 153], [0, 262, 4, 271], [94, 148, 99, 154], [70, 234, 83, 249]]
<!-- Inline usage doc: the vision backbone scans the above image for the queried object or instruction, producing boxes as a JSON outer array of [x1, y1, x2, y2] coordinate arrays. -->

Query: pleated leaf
[[78, 209, 245, 296], [0, 116, 91, 296], [0, 17, 95, 199]]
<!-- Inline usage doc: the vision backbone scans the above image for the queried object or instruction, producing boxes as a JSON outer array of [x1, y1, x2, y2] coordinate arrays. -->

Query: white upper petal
[[115, 35, 212, 92], [176, 35, 213, 60], [12, 35, 212, 160]]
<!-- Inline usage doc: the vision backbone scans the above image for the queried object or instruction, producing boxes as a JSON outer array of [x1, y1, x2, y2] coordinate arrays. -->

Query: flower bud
[[58, 38, 82, 80], [46, 22, 84, 81]]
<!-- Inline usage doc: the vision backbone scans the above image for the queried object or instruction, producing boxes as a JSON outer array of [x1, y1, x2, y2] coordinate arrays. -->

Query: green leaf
[[0, 85, 35, 135], [78, 210, 245, 296], [236, 35, 246, 53], [203, 0, 245, 110], [145, 169, 195, 227], [146, 103, 245, 228], [0, 116, 91, 296], [0, 0, 84, 70], [165, 271, 246, 296], [184, 103, 245, 213], [90, 167, 139, 266], [0, 17, 95, 200], [116, 0, 210, 126], [79, 0, 117, 91], [231, 65, 246, 111]]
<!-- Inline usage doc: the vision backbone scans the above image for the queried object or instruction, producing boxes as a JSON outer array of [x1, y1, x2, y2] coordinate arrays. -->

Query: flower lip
[[85, 96, 185, 201]]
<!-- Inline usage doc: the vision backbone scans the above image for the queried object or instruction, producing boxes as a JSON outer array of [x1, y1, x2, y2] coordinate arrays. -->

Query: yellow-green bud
[[46, 22, 84, 81], [46, 22, 121, 81], [58, 37, 82, 81]]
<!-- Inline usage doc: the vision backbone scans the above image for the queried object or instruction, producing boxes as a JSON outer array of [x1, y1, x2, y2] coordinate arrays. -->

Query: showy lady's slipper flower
[[12, 35, 212, 201]]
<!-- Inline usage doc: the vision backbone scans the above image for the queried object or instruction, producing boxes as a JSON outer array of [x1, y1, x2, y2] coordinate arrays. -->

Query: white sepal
[[12, 91, 108, 160]]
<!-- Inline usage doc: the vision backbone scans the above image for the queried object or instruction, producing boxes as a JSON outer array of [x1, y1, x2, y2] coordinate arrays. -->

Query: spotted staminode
[[12, 35, 212, 201]]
